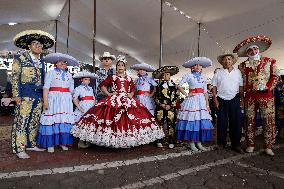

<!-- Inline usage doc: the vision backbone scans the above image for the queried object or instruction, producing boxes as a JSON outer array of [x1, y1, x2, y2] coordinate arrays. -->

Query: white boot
[[189, 142, 199, 152], [16, 151, 30, 159], [48, 147, 55, 153], [264, 148, 274, 156], [61, 145, 69, 151], [196, 142, 207, 151], [246, 147, 254, 153]]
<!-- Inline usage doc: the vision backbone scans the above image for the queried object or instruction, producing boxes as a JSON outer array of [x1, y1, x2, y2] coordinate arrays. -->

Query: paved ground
[[1, 115, 284, 189], [1, 138, 284, 189]]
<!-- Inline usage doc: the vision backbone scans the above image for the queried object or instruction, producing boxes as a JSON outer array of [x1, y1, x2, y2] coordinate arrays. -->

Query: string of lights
[[164, 1, 225, 53]]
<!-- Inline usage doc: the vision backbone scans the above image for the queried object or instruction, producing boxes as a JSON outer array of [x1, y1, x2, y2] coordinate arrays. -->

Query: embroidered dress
[[71, 75, 164, 148], [135, 74, 157, 115], [37, 69, 74, 148], [176, 72, 213, 142], [73, 85, 95, 122]]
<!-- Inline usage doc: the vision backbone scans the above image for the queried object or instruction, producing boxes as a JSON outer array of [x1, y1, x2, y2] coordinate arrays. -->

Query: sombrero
[[233, 35, 272, 57], [183, 57, 212, 68], [43, 52, 79, 67], [73, 70, 98, 79], [130, 62, 156, 72], [152, 66, 179, 79], [13, 30, 55, 50]]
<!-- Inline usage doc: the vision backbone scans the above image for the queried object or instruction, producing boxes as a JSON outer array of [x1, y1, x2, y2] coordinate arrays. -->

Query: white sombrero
[[73, 70, 98, 79], [43, 52, 79, 67], [99, 52, 116, 61], [130, 62, 156, 72], [183, 57, 212, 68]]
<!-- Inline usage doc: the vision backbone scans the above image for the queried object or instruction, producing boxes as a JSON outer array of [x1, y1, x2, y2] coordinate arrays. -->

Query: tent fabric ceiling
[[1, 0, 284, 79]]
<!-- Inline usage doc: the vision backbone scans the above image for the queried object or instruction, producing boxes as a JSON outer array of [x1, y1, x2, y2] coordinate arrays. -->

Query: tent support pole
[[197, 22, 201, 57], [55, 20, 58, 53], [159, 0, 164, 68], [93, 0, 96, 72], [66, 0, 71, 53]]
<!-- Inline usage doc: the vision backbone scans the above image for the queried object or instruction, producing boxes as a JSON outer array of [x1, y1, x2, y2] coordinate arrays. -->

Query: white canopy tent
[[1, 0, 284, 79]]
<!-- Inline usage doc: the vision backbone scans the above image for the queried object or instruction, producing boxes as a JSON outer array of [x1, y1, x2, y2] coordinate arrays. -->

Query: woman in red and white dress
[[71, 55, 164, 148]]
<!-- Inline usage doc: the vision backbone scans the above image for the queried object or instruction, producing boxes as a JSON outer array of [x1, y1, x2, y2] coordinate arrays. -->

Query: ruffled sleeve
[[178, 74, 190, 86], [99, 75, 113, 88], [43, 70, 53, 89]]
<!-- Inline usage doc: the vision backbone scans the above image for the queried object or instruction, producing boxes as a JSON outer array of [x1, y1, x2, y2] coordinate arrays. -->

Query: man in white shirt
[[212, 52, 244, 153]]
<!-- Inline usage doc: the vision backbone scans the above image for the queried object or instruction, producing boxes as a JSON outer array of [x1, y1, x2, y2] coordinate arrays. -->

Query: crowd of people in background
[[5, 29, 284, 159]]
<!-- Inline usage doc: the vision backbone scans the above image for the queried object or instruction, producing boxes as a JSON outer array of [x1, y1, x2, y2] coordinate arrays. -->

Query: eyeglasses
[[31, 41, 43, 47]]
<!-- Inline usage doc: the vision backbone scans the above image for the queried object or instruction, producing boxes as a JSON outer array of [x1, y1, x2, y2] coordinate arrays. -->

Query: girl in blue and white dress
[[73, 70, 98, 148], [36, 53, 79, 153], [176, 57, 214, 151], [130, 62, 157, 116]]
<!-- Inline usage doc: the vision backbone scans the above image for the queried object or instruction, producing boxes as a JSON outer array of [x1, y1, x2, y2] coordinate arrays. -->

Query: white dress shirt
[[211, 67, 243, 100]]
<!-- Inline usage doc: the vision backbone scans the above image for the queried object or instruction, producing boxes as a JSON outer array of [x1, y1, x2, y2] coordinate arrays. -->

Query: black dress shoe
[[231, 146, 244, 153]]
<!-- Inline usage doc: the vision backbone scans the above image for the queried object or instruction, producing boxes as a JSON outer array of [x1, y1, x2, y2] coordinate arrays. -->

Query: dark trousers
[[217, 94, 241, 148]]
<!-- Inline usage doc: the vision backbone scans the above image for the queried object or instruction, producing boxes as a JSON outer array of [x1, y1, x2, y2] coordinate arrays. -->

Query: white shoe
[[61, 145, 69, 151], [169, 144, 174, 149], [16, 152, 30, 159], [157, 143, 163, 148], [26, 146, 46, 152], [246, 147, 254, 153], [78, 140, 90, 149], [189, 142, 199, 152], [196, 142, 207, 151], [48, 147, 55, 153], [264, 149, 275, 156]]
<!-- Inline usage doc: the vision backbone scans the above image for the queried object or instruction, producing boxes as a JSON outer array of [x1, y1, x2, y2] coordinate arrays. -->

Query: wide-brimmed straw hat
[[217, 52, 238, 65], [13, 30, 55, 50]]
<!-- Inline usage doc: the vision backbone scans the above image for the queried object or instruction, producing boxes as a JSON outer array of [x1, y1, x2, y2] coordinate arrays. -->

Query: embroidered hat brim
[[13, 30, 55, 50], [152, 66, 179, 79], [233, 35, 272, 57]]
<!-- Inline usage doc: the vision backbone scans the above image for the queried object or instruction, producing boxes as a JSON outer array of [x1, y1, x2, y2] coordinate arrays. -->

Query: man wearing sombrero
[[11, 30, 55, 158], [233, 35, 279, 156], [153, 66, 180, 148], [94, 52, 116, 102], [212, 52, 244, 153]]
